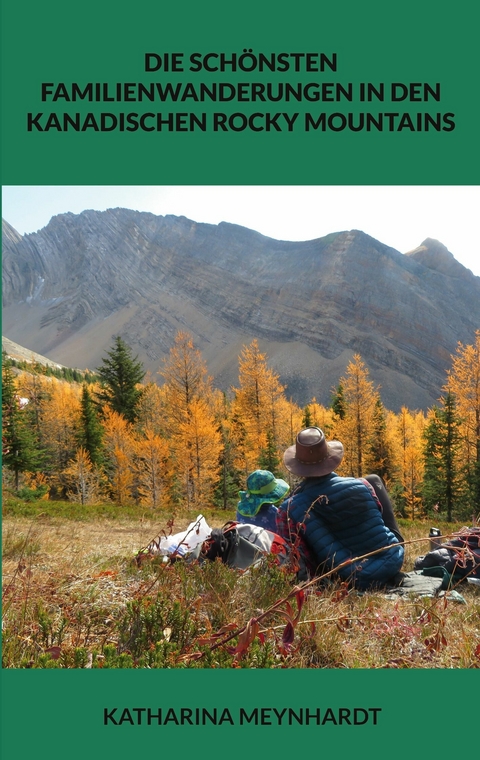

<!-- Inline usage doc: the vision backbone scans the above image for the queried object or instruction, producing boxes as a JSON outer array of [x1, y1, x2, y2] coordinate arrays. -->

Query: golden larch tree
[[40, 378, 81, 485], [134, 428, 171, 510], [159, 331, 215, 427], [102, 408, 135, 505], [159, 331, 222, 507], [135, 381, 168, 437], [64, 447, 102, 505], [232, 339, 287, 473], [445, 329, 480, 508], [389, 406, 425, 518], [176, 397, 222, 509], [303, 397, 335, 435], [331, 354, 380, 477]]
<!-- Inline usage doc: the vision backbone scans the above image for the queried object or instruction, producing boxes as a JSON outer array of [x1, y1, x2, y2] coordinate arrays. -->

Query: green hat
[[237, 470, 290, 518]]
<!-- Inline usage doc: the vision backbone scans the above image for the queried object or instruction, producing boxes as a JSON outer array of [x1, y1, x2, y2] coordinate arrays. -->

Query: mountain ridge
[[3, 209, 479, 411]]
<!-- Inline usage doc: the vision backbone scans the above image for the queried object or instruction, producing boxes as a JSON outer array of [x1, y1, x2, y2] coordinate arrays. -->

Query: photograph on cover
[[2, 185, 479, 670]]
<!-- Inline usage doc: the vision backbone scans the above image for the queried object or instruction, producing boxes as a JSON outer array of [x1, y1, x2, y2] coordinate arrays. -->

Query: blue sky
[[2, 185, 479, 275]]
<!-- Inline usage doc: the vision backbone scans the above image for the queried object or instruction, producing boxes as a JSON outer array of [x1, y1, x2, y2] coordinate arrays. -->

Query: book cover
[[1, 1, 478, 758]]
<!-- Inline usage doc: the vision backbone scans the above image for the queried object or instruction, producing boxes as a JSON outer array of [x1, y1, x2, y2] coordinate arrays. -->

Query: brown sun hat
[[283, 427, 344, 477]]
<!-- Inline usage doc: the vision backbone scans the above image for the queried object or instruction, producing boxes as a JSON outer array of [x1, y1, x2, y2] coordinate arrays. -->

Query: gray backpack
[[196, 521, 290, 570]]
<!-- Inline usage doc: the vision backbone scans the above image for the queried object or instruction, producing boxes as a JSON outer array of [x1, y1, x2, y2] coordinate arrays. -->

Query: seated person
[[278, 427, 404, 589], [236, 469, 290, 533]]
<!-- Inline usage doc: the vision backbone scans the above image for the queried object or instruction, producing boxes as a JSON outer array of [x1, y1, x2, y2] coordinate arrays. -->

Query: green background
[[1, 0, 479, 184], [1, 1, 478, 758]]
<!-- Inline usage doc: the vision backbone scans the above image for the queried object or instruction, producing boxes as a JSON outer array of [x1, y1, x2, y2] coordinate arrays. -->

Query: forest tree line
[[2, 330, 480, 522]]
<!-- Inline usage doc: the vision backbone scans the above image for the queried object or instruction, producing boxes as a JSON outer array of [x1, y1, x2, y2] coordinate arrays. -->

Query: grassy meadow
[[2, 495, 480, 669]]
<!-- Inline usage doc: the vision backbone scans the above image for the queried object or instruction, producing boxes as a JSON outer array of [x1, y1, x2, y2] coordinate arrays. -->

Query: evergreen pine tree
[[258, 429, 282, 475], [422, 406, 445, 512], [214, 432, 243, 510], [389, 480, 408, 519], [331, 383, 346, 420], [2, 360, 43, 490], [422, 393, 462, 521], [96, 336, 145, 423], [76, 384, 104, 467], [302, 405, 313, 428], [213, 395, 244, 509], [442, 391, 462, 521], [366, 398, 393, 481]]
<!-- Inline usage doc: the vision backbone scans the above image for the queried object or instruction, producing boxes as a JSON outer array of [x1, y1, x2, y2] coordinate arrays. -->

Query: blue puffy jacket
[[279, 474, 404, 589]]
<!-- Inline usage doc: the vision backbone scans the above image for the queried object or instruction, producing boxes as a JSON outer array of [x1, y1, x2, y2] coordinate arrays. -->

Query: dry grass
[[2, 514, 480, 668], [2, 517, 153, 660]]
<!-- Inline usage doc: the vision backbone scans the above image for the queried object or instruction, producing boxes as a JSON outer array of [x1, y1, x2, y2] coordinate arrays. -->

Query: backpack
[[414, 527, 480, 580], [197, 521, 290, 570]]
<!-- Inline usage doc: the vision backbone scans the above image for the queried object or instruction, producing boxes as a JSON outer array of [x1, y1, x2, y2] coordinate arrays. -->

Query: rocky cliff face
[[3, 209, 480, 410]]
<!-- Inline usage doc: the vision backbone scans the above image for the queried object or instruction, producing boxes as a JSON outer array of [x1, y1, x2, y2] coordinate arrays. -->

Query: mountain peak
[[405, 238, 472, 278]]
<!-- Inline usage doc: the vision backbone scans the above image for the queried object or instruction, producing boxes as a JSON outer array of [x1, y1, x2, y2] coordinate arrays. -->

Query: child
[[236, 469, 290, 533]]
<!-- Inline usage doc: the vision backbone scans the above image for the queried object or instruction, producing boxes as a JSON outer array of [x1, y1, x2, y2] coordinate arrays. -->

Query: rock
[[3, 210, 480, 410]]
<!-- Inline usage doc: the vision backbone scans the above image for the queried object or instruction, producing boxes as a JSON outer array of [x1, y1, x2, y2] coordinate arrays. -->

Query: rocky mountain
[[2, 335, 64, 369], [3, 209, 480, 411]]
